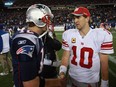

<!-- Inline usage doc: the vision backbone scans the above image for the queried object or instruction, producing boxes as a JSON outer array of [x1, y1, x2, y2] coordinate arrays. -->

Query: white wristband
[[59, 65, 67, 74], [101, 79, 108, 87]]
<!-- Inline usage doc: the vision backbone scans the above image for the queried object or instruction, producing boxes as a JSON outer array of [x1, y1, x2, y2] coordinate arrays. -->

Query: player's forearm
[[60, 56, 69, 75], [61, 58, 69, 67], [101, 63, 109, 87], [101, 68, 108, 80], [100, 54, 109, 87], [59, 50, 70, 79], [100, 53, 109, 80], [59, 58, 68, 79], [101, 61, 108, 80], [101, 58, 109, 80], [61, 50, 70, 67]]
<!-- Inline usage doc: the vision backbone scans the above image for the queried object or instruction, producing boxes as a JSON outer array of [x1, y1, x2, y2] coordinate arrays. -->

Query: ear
[[86, 17, 90, 23]]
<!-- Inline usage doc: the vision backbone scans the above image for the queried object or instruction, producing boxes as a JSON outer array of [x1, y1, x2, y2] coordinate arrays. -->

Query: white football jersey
[[62, 28, 114, 83]]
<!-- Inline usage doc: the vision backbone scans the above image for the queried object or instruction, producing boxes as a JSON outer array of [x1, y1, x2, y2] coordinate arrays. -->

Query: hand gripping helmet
[[26, 4, 54, 27]]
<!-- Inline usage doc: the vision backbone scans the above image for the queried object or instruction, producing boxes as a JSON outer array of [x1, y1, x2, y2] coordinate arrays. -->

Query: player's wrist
[[59, 65, 67, 79], [59, 65, 67, 74], [101, 79, 108, 87]]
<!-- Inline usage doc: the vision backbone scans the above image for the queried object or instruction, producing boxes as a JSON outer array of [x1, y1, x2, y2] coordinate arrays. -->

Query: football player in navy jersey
[[11, 4, 62, 87]]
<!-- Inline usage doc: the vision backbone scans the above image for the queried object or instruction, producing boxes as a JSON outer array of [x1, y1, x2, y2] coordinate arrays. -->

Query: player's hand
[[100, 80, 108, 87], [100, 23, 105, 29], [58, 72, 65, 79], [58, 72, 67, 87], [99, 23, 110, 30]]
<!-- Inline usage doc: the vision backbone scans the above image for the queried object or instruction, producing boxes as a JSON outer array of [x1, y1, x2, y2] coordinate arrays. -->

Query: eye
[[75, 16, 81, 19]]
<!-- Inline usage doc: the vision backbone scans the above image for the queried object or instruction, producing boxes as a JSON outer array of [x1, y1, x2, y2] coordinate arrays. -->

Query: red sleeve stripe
[[62, 40, 69, 47], [101, 47, 113, 50], [101, 42, 113, 50], [101, 44, 113, 48]]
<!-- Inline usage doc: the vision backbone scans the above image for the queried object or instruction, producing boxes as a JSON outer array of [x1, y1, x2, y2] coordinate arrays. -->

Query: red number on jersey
[[71, 46, 93, 69]]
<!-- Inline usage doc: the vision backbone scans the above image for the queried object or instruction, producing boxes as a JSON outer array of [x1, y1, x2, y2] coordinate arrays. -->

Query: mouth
[[75, 24, 79, 26]]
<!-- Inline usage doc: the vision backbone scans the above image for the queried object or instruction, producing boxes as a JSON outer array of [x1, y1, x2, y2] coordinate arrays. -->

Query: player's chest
[[68, 35, 101, 51]]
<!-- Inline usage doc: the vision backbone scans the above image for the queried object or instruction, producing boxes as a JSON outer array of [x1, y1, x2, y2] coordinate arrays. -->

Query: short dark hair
[[83, 15, 91, 26], [27, 22, 36, 27]]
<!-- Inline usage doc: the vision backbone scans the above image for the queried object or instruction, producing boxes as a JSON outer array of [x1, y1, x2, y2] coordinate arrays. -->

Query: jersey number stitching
[[71, 46, 93, 69]]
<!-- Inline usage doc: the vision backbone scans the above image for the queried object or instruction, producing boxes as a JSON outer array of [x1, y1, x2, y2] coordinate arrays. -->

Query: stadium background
[[0, 0, 116, 87]]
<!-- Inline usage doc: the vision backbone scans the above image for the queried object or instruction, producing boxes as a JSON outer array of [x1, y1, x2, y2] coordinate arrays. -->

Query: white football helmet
[[26, 4, 54, 27]]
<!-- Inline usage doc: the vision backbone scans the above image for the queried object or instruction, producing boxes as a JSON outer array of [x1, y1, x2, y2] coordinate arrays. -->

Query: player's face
[[40, 24, 48, 33], [74, 16, 88, 30]]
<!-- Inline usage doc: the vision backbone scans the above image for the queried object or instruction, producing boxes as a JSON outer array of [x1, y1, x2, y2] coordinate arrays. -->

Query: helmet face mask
[[41, 15, 51, 25], [26, 4, 53, 27]]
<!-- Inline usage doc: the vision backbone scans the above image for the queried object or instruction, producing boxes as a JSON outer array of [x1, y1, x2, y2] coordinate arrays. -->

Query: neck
[[28, 26, 42, 35], [79, 24, 90, 37]]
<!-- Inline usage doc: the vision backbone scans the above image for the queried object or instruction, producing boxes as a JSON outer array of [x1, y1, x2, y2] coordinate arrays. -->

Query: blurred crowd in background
[[0, 0, 116, 34]]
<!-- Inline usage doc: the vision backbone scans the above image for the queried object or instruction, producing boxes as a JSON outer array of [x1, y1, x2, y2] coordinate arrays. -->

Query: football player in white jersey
[[59, 7, 114, 87]]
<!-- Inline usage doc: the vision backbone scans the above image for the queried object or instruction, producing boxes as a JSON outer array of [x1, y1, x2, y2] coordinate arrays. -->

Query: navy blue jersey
[[11, 29, 44, 87]]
